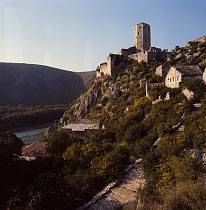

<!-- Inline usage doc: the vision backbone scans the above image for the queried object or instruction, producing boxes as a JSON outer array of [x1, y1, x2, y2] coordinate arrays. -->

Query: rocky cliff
[[61, 75, 122, 122], [60, 61, 147, 125]]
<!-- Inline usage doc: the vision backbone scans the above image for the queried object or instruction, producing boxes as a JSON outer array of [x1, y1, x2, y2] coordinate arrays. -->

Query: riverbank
[[0, 104, 66, 131], [15, 125, 50, 144]]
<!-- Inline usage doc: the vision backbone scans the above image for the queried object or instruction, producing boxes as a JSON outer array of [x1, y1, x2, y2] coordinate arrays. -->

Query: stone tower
[[134, 22, 151, 51]]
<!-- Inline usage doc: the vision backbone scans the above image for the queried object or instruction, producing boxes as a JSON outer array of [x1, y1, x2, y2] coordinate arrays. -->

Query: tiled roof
[[175, 66, 202, 76], [70, 119, 100, 124]]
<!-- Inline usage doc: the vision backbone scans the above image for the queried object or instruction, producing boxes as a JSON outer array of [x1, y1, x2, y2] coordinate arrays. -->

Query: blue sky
[[0, 0, 205, 72]]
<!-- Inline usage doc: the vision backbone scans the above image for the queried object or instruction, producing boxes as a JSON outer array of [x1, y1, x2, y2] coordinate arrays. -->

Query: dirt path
[[77, 159, 145, 210]]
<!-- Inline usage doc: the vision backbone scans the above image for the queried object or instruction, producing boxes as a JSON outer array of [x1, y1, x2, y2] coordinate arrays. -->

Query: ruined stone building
[[155, 63, 170, 77], [165, 66, 203, 88], [63, 119, 104, 132], [96, 22, 168, 78], [96, 54, 129, 78]]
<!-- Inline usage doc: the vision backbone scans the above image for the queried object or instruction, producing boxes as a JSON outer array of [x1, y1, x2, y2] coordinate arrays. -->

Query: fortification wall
[[107, 54, 130, 76], [96, 62, 109, 78], [128, 51, 149, 62], [118, 47, 138, 56]]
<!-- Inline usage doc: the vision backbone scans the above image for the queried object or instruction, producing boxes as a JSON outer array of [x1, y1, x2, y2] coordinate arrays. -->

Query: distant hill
[[76, 71, 96, 86], [0, 63, 95, 105]]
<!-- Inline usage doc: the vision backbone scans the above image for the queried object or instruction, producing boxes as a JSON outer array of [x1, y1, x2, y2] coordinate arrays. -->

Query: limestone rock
[[182, 88, 194, 100]]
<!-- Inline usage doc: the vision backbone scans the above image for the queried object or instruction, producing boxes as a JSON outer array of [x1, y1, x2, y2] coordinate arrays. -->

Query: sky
[[0, 0, 205, 72]]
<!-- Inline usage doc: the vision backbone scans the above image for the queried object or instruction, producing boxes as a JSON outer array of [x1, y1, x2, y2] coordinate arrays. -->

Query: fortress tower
[[134, 22, 151, 51]]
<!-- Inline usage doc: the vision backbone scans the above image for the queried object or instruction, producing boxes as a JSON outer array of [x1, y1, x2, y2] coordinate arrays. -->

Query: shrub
[[46, 130, 78, 157], [91, 145, 129, 182], [0, 131, 23, 157], [157, 156, 203, 192], [124, 124, 145, 144], [163, 179, 206, 210]]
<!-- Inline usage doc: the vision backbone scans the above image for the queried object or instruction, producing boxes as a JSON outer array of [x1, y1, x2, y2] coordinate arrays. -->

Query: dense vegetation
[[0, 105, 68, 131], [0, 37, 206, 210], [0, 62, 95, 105]]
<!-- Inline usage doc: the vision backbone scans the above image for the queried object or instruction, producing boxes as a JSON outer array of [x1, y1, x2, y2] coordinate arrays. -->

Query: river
[[15, 127, 48, 144]]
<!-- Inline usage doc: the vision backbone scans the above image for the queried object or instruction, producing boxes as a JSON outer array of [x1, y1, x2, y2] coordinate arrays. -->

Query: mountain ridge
[[0, 62, 95, 105]]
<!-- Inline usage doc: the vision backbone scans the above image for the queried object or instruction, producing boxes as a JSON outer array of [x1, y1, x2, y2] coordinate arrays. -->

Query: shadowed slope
[[0, 63, 95, 105]]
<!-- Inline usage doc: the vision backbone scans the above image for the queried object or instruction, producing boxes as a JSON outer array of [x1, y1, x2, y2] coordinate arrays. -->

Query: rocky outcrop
[[192, 35, 206, 43], [168, 35, 206, 69], [61, 75, 123, 123]]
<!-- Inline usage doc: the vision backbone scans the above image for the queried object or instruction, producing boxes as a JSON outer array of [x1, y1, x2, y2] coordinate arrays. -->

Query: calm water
[[15, 127, 47, 144]]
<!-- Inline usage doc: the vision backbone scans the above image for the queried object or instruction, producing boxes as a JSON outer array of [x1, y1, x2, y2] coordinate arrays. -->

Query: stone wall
[[96, 63, 109, 78], [148, 82, 164, 87], [203, 68, 206, 84], [107, 54, 130, 76], [96, 54, 130, 78], [117, 47, 138, 56], [128, 51, 149, 62], [155, 63, 170, 77], [97, 47, 168, 79], [128, 53, 139, 61], [128, 47, 166, 63], [138, 51, 149, 62]]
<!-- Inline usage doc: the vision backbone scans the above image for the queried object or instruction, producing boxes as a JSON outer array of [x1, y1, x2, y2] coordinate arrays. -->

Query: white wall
[[165, 67, 182, 88], [203, 69, 206, 84]]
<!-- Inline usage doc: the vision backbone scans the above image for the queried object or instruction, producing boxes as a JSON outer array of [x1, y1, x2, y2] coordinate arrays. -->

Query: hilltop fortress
[[96, 22, 168, 78]]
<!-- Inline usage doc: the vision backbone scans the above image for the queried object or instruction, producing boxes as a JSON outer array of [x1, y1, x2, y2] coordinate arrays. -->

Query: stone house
[[155, 63, 170, 77], [63, 119, 104, 132], [165, 66, 203, 88]]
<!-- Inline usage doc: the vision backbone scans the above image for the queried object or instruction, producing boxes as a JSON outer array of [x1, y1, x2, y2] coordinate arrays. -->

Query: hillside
[[0, 63, 95, 105], [61, 35, 206, 124], [54, 35, 206, 209], [0, 36, 206, 210]]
